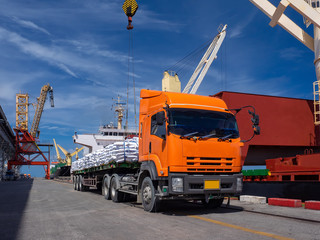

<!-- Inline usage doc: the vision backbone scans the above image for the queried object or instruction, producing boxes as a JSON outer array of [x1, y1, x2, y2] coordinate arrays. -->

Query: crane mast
[[30, 84, 54, 138], [183, 24, 227, 94], [53, 138, 64, 164]]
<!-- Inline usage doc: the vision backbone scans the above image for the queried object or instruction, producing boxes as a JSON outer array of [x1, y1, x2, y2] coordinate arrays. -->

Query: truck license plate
[[204, 180, 220, 190]]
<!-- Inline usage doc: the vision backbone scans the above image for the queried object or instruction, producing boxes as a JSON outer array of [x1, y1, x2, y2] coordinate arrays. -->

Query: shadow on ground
[[84, 187, 243, 215], [0, 179, 34, 240], [151, 200, 244, 216]]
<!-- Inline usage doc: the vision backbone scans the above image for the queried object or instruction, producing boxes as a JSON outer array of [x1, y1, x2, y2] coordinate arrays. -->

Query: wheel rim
[[111, 180, 116, 198], [79, 177, 82, 190], [143, 184, 152, 205], [102, 181, 105, 195], [74, 177, 76, 189], [103, 179, 108, 196], [105, 180, 109, 194], [76, 176, 79, 190]]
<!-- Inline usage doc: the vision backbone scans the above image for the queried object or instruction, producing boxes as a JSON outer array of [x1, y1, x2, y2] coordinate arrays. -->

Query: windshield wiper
[[198, 133, 217, 140], [218, 133, 233, 141], [180, 131, 199, 139]]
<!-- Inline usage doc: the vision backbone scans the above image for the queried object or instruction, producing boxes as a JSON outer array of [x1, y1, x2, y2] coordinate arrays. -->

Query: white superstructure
[[73, 124, 137, 156]]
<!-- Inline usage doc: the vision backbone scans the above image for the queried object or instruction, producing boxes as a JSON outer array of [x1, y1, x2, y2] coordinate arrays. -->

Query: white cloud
[[12, 17, 50, 35], [0, 69, 46, 101], [0, 27, 126, 87], [229, 12, 256, 39], [56, 63, 78, 78], [280, 47, 306, 60]]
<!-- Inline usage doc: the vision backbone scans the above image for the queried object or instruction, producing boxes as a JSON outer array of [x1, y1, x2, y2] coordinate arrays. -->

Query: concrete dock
[[1, 178, 320, 240]]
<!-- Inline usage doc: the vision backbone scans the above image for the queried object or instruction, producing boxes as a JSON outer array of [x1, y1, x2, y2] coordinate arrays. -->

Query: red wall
[[214, 92, 319, 165]]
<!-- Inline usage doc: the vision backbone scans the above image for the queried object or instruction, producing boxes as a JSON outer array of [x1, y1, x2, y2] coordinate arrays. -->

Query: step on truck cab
[[72, 89, 259, 212]]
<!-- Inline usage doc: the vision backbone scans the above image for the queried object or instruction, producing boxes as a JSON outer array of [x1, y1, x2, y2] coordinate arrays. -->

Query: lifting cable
[[166, 33, 228, 92], [123, 0, 138, 134], [126, 30, 137, 133], [165, 39, 212, 81]]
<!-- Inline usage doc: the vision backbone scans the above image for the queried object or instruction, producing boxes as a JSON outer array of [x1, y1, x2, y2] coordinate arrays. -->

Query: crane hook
[[127, 16, 133, 30], [122, 0, 138, 30]]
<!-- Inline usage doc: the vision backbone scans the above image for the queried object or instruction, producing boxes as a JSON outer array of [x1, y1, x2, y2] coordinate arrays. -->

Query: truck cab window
[[168, 108, 239, 138], [151, 112, 166, 139]]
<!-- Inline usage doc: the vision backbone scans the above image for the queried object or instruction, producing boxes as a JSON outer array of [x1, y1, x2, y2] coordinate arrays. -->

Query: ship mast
[[113, 96, 126, 130]]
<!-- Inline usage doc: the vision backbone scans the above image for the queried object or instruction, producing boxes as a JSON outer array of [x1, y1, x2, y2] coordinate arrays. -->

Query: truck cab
[[138, 90, 244, 211]]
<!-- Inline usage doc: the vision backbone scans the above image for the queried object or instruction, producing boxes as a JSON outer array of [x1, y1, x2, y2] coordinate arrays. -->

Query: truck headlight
[[172, 177, 183, 192], [236, 177, 243, 192]]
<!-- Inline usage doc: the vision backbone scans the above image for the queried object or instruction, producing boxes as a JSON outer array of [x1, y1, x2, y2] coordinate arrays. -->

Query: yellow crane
[[30, 84, 54, 138], [53, 138, 65, 164], [15, 83, 54, 136], [56, 143, 84, 166]]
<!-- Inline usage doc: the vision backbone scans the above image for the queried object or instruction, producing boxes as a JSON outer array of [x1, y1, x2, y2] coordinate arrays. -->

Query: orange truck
[[72, 89, 259, 212]]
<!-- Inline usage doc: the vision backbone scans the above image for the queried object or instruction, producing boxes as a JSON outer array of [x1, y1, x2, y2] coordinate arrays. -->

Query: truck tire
[[79, 175, 86, 192], [202, 198, 224, 208], [110, 176, 124, 202], [73, 176, 77, 190], [76, 175, 80, 191], [102, 175, 111, 200], [141, 177, 160, 212]]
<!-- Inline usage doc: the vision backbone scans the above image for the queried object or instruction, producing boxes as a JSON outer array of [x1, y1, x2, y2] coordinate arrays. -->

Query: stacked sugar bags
[[71, 137, 139, 172]]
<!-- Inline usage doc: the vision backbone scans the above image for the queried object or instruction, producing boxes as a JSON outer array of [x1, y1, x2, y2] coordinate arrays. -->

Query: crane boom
[[53, 138, 64, 163], [183, 24, 227, 94], [30, 84, 54, 138]]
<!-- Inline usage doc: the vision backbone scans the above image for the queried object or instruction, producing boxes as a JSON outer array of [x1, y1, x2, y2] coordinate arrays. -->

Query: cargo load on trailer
[[72, 138, 139, 172]]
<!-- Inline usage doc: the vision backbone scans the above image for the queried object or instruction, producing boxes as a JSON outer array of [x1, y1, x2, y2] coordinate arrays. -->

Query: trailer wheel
[[141, 177, 160, 212], [202, 198, 224, 208], [110, 176, 124, 202], [102, 176, 111, 200], [76, 175, 80, 191], [79, 175, 86, 192], [73, 176, 77, 190]]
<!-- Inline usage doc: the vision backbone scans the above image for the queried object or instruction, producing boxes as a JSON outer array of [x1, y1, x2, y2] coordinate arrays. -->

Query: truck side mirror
[[249, 110, 259, 125], [241, 108, 260, 142], [252, 114, 259, 125], [249, 111, 260, 135], [156, 111, 165, 125], [253, 125, 260, 135]]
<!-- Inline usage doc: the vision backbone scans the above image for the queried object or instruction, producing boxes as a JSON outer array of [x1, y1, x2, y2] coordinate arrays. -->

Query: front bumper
[[168, 173, 243, 196]]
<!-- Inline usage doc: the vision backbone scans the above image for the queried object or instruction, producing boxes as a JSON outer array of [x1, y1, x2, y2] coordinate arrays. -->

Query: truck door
[[149, 111, 168, 168], [140, 117, 150, 157]]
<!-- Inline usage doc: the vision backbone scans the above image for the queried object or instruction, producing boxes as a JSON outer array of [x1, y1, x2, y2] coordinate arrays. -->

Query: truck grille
[[186, 157, 234, 172]]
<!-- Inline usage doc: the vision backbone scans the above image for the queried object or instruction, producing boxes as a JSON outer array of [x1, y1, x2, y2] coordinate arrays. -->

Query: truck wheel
[[73, 176, 77, 190], [76, 175, 80, 191], [141, 177, 160, 212], [202, 198, 224, 208], [102, 176, 111, 200], [110, 176, 124, 202], [79, 175, 86, 192]]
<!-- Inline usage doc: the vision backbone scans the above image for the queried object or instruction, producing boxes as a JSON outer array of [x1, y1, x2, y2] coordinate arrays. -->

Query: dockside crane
[[183, 24, 227, 94], [30, 84, 54, 138], [9, 84, 55, 179], [53, 138, 65, 164], [249, 0, 320, 125], [57, 144, 84, 166], [162, 25, 227, 94]]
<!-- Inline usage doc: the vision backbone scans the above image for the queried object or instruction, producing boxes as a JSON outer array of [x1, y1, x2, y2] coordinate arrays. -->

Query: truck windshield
[[168, 108, 239, 138]]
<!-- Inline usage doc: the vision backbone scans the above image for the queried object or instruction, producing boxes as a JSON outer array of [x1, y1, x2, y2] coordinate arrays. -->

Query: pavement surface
[[227, 199, 320, 223], [0, 178, 320, 240]]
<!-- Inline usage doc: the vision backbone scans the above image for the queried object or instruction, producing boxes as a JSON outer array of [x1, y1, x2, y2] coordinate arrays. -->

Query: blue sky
[[0, 0, 316, 176]]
